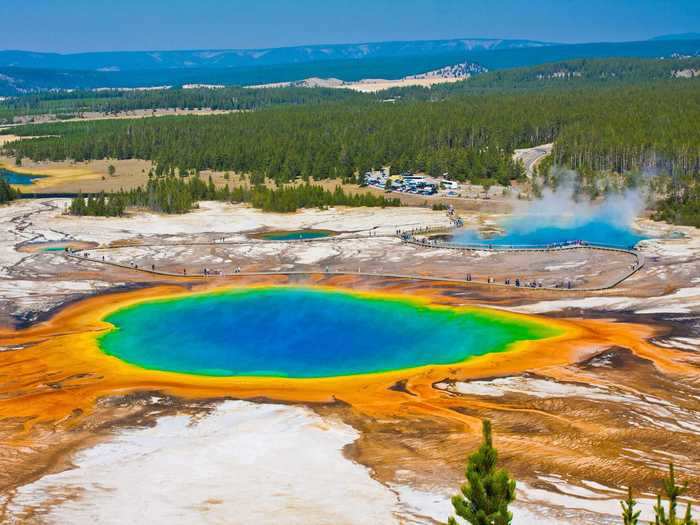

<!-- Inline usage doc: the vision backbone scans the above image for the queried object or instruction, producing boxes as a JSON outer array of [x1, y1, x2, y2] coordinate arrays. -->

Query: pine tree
[[651, 464, 696, 525], [655, 494, 664, 525], [621, 486, 641, 525], [0, 179, 17, 204], [448, 420, 516, 525]]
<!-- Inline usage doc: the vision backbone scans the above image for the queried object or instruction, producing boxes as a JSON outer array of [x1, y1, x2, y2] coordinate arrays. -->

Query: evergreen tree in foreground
[[621, 486, 641, 525], [448, 420, 516, 525], [623, 464, 696, 525], [651, 464, 696, 525]]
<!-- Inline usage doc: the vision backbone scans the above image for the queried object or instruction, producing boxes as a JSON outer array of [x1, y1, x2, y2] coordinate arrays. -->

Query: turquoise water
[[447, 217, 647, 249], [260, 230, 334, 241], [0, 168, 44, 185], [42, 247, 68, 252], [99, 287, 558, 378]]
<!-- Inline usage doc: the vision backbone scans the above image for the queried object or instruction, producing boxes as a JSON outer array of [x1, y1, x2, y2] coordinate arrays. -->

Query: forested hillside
[[430, 57, 700, 93], [2, 56, 697, 125], [0, 86, 366, 124], [69, 177, 400, 215], [3, 98, 531, 186], [5, 81, 699, 182], [3, 76, 699, 225]]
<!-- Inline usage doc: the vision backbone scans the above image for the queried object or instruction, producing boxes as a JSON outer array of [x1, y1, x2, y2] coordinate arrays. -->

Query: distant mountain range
[[0, 39, 551, 72], [0, 36, 699, 95], [650, 33, 700, 41]]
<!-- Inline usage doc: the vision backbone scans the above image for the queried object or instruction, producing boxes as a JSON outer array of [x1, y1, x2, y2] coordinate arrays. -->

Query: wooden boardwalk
[[63, 230, 644, 292]]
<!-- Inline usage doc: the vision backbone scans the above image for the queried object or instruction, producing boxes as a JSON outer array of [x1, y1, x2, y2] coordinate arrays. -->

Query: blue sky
[[1, 0, 698, 53]]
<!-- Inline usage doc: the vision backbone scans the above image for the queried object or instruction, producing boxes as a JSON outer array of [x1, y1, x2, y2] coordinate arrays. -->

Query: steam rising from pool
[[513, 179, 646, 229], [451, 180, 649, 249]]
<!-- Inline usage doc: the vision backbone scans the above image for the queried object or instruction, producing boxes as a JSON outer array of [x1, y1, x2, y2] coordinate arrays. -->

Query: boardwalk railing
[[394, 224, 645, 291], [52, 211, 644, 293], [398, 227, 641, 252], [63, 245, 644, 293], [398, 227, 643, 262]]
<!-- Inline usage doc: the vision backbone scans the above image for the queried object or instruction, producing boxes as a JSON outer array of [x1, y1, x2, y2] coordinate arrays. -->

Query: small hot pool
[[257, 230, 335, 241], [0, 168, 45, 185], [99, 287, 560, 378], [440, 216, 648, 250], [18, 241, 98, 254]]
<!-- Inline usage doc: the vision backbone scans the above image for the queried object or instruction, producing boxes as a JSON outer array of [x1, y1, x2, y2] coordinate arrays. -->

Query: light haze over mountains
[[0, 34, 698, 95]]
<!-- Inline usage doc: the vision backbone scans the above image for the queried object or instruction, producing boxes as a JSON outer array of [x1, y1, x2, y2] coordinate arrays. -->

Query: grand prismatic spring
[[0, 281, 591, 425], [99, 287, 561, 378]]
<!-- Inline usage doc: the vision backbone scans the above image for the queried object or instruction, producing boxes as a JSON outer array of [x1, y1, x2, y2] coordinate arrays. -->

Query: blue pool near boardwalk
[[442, 216, 648, 250], [258, 230, 335, 241]]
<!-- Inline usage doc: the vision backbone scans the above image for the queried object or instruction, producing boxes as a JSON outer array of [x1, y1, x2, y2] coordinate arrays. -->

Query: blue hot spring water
[[449, 216, 647, 249], [260, 230, 333, 241], [0, 168, 45, 185], [98, 287, 559, 378]]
